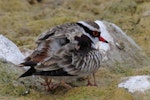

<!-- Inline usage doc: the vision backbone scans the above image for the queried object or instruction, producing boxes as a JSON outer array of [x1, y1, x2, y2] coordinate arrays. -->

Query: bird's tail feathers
[[19, 67, 36, 78], [18, 61, 37, 67]]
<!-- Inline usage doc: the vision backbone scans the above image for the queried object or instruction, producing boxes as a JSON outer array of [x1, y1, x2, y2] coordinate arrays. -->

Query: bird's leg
[[44, 80, 72, 90], [93, 73, 97, 86], [60, 80, 72, 89], [45, 78, 53, 91], [40, 77, 53, 91], [87, 76, 93, 86]]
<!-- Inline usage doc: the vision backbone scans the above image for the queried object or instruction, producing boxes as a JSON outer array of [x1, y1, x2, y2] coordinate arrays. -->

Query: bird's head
[[76, 21, 108, 49]]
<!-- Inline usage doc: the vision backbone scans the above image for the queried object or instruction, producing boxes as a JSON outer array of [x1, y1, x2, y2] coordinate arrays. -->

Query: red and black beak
[[99, 36, 109, 43]]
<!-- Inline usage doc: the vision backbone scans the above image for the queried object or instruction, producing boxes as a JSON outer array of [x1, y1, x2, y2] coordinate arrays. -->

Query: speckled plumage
[[19, 21, 108, 87]]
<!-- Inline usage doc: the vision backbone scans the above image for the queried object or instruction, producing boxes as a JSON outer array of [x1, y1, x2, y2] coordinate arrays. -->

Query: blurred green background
[[0, 0, 149, 56]]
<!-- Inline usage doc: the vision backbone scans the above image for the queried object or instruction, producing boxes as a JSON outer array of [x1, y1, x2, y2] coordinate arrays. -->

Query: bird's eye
[[92, 31, 100, 37]]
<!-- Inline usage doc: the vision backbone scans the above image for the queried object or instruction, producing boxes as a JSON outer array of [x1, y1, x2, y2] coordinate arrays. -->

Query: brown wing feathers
[[20, 40, 51, 67], [19, 22, 103, 78]]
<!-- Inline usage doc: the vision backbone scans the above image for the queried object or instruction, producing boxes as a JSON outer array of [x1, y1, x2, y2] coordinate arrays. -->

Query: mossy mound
[[0, 62, 26, 96], [1, 62, 150, 99]]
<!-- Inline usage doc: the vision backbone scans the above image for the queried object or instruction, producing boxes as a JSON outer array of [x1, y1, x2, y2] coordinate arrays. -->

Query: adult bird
[[19, 21, 109, 90]]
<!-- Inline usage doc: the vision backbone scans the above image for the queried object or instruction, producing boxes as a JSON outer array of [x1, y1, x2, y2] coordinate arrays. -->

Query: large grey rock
[[0, 35, 25, 65], [95, 20, 148, 68]]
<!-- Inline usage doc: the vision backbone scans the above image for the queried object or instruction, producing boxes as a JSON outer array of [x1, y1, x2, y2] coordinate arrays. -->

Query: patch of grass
[[0, 62, 62, 99], [1, 62, 150, 99], [106, 88, 133, 100], [0, 0, 30, 12], [63, 85, 133, 100], [0, 62, 129, 99], [106, 62, 134, 77], [63, 87, 106, 100], [0, 83, 26, 96], [133, 66, 150, 75], [109, 0, 137, 15], [0, 62, 26, 96]]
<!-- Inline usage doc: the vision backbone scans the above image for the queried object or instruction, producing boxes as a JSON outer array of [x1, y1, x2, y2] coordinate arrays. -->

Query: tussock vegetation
[[1, 61, 150, 99]]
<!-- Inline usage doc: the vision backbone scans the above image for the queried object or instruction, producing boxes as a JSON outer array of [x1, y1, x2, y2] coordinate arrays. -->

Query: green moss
[[63, 86, 134, 100], [63, 87, 106, 100], [133, 66, 150, 75], [0, 61, 133, 99], [0, 62, 26, 96], [0, 0, 30, 12], [0, 83, 26, 96], [109, 0, 137, 15], [106, 88, 134, 100]]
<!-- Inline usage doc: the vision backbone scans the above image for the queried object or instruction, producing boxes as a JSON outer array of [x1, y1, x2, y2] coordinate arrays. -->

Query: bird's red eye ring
[[92, 31, 99, 37]]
